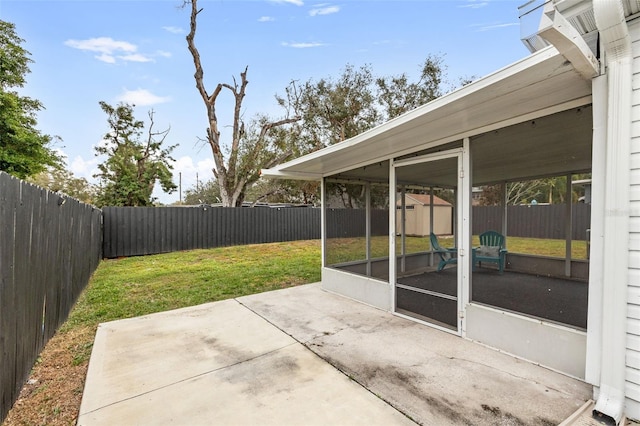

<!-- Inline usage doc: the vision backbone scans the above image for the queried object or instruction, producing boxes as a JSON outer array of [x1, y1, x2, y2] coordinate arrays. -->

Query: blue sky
[[1, 0, 531, 204]]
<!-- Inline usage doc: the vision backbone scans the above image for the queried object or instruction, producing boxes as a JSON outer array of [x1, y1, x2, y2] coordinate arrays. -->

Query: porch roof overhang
[[262, 45, 593, 184]]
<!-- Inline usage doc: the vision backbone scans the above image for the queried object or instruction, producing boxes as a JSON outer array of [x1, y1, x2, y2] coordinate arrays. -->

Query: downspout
[[592, 0, 631, 424]]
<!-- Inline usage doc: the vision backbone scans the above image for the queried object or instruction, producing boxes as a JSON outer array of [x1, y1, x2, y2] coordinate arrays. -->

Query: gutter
[[592, 0, 632, 424], [538, 0, 599, 78]]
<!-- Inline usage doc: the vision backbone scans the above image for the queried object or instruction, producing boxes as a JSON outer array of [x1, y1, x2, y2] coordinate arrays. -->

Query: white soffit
[[262, 46, 592, 181]]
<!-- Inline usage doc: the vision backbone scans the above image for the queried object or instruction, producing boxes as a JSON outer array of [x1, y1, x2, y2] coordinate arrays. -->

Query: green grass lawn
[[326, 235, 588, 264], [64, 240, 322, 333]]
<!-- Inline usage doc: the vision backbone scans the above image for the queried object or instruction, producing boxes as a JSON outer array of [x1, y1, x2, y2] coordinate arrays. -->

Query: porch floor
[[78, 283, 591, 425], [397, 268, 588, 329]]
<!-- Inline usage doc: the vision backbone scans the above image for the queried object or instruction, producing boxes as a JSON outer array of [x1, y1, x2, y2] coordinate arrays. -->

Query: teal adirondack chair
[[474, 230, 508, 273], [430, 232, 457, 272]]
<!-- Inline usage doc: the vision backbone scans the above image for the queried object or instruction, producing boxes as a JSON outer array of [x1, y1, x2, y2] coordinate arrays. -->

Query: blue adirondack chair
[[474, 230, 508, 273], [430, 232, 457, 271]]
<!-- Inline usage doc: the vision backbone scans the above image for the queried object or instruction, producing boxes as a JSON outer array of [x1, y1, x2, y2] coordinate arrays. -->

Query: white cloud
[[458, 1, 488, 8], [269, 0, 304, 5], [309, 5, 340, 16], [69, 155, 100, 182], [258, 16, 275, 22], [162, 26, 184, 34], [65, 36, 154, 63], [65, 37, 136, 54], [156, 50, 172, 58], [476, 22, 519, 31], [118, 53, 153, 63], [281, 41, 326, 48], [95, 53, 116, 64], [117, 88, 171, 106]]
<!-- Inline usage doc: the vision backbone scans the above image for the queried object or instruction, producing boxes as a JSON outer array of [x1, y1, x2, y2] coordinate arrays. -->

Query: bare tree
[[185, 0, 301, 207]]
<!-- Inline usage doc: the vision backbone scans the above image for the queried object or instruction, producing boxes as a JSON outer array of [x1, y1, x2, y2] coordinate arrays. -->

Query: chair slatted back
[[479, 230, 504, 248]]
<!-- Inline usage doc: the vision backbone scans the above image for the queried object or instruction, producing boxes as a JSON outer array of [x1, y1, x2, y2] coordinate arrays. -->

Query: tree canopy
[[479, 174, 592, 206], [0, 20, 62, 178], [93, 101, 177, 207], [28, 167, 97, 204], [183, 178, 220, 205], [267, 56, 449, 207]]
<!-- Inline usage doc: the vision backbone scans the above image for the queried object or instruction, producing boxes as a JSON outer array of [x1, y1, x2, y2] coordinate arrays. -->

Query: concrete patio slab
[[79, 283, 592, 425], [77, 297, 412, 426]]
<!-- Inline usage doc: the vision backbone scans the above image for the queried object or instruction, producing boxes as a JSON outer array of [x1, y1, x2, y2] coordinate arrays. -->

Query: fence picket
[[0, 172, 101, 422]]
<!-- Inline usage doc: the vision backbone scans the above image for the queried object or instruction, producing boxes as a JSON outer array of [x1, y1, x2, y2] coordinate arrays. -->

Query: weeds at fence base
[[3, 326, 93, 426]]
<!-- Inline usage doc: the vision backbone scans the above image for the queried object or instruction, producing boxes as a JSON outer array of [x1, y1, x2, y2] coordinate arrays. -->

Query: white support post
[[429, 188, 435, 235], [389, 160, 397, 313], [400, 185, 406, 273], [321, 178, 326, 269], [366, 182, 372, 277], [585, 75, 607, 386], [502, 182, 508, 245], [460, 138, 472, 336], [429, 187, 435, 267], [565, 173, 573, 277]]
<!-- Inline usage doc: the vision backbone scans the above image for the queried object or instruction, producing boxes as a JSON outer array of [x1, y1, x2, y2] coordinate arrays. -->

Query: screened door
[[393, 151, 463, 333]]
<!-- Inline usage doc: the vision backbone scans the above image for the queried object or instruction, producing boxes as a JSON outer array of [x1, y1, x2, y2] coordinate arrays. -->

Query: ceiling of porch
[[330, 102, 592, 189]]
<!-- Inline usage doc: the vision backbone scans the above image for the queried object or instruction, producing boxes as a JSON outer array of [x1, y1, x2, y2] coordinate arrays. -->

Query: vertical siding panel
[[628, 18, 640, 415]]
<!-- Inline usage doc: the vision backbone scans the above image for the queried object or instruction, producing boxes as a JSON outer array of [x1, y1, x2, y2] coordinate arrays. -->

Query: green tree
[[183, 178, 221, 205], [376, 54, 445, 120], [94, 101, 177, 207], [479, 174, 591, 206], [273, 57, 448, 207], [289, 63, 379, 152], [0, 20, 62, 178], [28, 167, 97, 204]]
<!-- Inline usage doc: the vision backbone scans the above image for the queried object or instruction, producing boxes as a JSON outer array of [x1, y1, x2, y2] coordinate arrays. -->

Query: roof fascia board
[[394, 148, 463, 168], [260, 169, 323, 180]]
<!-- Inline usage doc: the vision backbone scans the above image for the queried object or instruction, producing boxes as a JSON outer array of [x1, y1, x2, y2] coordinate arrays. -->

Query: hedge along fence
[[0, 172, 102, 423]]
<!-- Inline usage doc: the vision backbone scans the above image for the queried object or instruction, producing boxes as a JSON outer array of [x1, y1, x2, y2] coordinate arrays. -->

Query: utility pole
[[179, 172, 182, 204]]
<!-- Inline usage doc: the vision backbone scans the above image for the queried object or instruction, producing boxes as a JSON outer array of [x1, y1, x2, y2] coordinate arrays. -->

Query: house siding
[[627, 17, 640, 419]]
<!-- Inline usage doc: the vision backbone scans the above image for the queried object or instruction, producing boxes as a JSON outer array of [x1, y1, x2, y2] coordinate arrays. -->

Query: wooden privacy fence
[[102, 206, 322, 258], [325, 208, 389, 238], [473, 204, 591, 240], [0, 172, 102, 422], [325, 205, 589, 241], [103, 204, 591, 258]]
